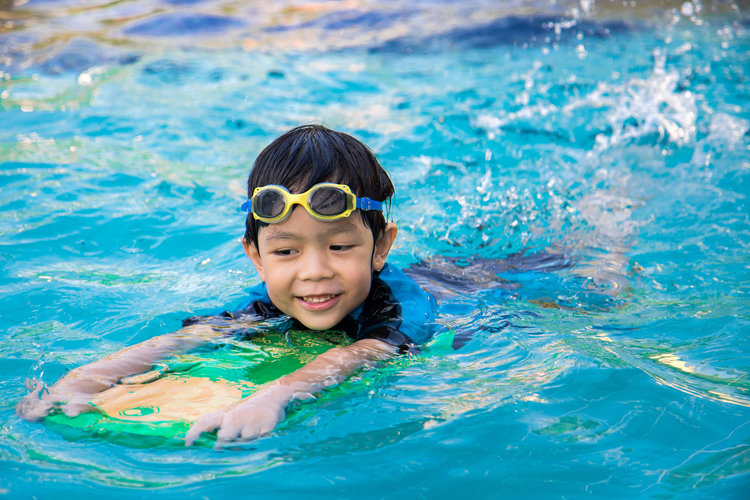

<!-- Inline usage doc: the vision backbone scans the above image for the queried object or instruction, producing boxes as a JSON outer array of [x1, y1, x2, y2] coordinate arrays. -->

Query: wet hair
[[244, 124, 394, 248]]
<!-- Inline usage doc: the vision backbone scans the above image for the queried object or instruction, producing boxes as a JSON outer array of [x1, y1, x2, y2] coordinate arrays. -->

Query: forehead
[[257, 208, 370, 242]]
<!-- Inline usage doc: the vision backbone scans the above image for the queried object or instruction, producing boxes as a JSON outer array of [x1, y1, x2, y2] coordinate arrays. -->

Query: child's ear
[[242, 237, 266, 281], [372, 223, 398, 272]]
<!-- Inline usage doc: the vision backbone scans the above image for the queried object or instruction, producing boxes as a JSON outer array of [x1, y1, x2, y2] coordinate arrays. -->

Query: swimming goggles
[[241, 183, 383, 223]]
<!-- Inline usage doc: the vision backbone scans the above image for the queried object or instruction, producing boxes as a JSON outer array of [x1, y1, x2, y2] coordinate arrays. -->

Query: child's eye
[[330, 244, 353, 252], [273, 248, 297, 256]]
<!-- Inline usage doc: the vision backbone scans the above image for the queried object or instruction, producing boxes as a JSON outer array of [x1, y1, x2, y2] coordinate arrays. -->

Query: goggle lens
[[253, 189, 287, 219], [308, 186, 348, 216]]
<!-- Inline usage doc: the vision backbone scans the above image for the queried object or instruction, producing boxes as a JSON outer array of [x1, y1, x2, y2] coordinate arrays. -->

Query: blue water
[[1, 0, 749, 498]]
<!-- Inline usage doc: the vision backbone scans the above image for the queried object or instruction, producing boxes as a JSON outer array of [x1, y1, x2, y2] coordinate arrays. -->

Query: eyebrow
[[262, 221, 358, 242]]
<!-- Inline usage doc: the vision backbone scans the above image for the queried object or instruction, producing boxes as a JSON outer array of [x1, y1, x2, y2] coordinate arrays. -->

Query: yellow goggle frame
[[241, 183, 383, 223]]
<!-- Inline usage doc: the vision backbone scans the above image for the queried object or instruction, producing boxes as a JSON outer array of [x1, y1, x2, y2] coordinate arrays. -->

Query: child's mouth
[[297, 294, 340, 310]]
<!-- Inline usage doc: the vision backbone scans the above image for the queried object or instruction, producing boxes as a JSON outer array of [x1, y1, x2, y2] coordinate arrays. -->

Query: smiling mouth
[[297, 294, 340, 310]]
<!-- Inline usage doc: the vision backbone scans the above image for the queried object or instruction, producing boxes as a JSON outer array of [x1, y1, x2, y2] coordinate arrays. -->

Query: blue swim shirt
[[223, 263, 438, 350]]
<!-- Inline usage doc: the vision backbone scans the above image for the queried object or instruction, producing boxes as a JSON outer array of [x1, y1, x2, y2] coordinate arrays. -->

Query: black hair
[[244, 124, 394, 248]]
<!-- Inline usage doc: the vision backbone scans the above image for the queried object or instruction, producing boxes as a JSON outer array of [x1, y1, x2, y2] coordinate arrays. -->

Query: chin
[[298, 315, 345, 331]]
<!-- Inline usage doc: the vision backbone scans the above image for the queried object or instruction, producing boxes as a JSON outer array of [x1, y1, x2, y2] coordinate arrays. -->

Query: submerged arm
[[17, 323, 219, 421], [185, 338, 397, 445]]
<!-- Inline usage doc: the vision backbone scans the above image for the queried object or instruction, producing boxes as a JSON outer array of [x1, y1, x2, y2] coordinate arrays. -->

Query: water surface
[[1, 0, 749, 498]]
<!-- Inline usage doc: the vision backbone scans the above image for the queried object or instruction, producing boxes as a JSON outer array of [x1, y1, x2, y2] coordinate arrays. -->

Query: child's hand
[[16, 379, 97, 421], [184, 384, 295, 446], [184, 340, 394, 447]]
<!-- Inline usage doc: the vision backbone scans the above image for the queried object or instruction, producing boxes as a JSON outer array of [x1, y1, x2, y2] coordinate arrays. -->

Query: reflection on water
[[1, 0, 749, 498]]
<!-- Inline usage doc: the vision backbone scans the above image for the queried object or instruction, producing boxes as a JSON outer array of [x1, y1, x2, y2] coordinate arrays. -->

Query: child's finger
[[215, 416, 244, 442], [213, 423, 261, 449], [60, 401, 96, 418], [16, 380, 54, 421], [25, 378, 45, 393], [239, 424, 262, 440], [185, 412, 221, 446], [16, 396, 54, 422], [239, 421, 270, 441]]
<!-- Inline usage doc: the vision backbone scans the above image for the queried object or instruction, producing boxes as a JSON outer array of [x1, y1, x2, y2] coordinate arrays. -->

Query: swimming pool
[[1, 0, 748, 497]]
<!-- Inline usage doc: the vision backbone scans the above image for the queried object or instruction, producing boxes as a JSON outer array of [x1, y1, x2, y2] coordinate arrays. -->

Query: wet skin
[[243, 206, 397, 331], [18, 206, 399, 445]]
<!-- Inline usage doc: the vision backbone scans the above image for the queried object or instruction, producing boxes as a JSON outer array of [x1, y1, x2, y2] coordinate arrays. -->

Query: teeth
[[303, 295, 335, 303]]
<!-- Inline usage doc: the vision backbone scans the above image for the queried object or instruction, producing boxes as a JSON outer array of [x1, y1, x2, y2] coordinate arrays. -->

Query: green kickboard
[[43, 328, 351, 447]]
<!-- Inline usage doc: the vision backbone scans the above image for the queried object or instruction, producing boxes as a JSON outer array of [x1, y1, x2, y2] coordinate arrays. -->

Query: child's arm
[[184, 338, 396, 445], [17, 323, 219, 421]]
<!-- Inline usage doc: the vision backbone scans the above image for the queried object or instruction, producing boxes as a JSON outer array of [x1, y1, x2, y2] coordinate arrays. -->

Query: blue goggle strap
[[356, 197, 382, 211]]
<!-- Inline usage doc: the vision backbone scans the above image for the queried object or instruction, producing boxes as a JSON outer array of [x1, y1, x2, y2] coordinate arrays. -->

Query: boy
[[18, 124, 437, 445]]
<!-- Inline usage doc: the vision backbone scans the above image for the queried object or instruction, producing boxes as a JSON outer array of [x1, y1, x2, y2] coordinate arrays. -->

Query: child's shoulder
[[374, 264, 438, 345], [379, 264, 437, 309]]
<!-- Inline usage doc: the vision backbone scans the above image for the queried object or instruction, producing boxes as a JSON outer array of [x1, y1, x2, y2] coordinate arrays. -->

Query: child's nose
[[297, 250, 335, 281]]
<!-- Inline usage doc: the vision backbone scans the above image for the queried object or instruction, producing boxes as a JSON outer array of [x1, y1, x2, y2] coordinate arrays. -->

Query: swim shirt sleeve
[[229, 281, 282, 318], [355, 264, 438, 350]]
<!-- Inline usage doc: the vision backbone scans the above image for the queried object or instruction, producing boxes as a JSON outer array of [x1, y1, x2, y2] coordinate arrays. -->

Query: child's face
[[243, 206, 397, 331]]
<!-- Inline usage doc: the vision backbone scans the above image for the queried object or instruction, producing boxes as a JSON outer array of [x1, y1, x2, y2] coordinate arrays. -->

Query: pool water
[[1, 0, 749, 497]]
